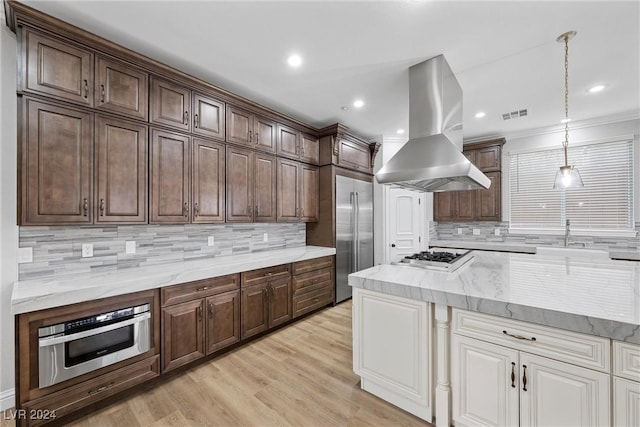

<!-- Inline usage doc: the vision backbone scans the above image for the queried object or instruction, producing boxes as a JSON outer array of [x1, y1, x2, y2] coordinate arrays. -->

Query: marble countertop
[[349, 250, 640, 344], [430, 240, 537, 253], [13, 246, 336, 315]]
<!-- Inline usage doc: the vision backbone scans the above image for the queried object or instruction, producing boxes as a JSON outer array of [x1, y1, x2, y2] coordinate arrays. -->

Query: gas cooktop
[[393, 249, 474, 272]]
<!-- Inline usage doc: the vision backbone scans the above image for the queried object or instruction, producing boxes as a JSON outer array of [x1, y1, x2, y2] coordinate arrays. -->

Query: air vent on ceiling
[[502, 109, 528, 120]]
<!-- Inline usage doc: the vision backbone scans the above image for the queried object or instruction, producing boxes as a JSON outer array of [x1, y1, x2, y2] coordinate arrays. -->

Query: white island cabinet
[[349, 250, 639, 427], [352, 288, 433, 422]]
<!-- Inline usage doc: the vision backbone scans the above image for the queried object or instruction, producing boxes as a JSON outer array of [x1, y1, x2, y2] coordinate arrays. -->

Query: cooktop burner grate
[[394, 249, 475, 272]]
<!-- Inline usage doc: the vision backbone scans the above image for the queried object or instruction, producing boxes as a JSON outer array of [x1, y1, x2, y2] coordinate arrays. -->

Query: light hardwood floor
[[2, 301, 429, 427]]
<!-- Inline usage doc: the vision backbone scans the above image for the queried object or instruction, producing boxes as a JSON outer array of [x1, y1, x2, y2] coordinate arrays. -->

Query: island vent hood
[[375, 55, 491, 192]]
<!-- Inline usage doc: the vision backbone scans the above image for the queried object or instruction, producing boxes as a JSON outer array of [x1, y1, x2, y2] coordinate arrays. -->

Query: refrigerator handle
[[355, 192, 360, 271], [350, 192, 356, 274]]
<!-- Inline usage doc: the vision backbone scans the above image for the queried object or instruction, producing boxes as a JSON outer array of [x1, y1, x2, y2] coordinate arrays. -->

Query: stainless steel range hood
[[375, 55, 490, 192]]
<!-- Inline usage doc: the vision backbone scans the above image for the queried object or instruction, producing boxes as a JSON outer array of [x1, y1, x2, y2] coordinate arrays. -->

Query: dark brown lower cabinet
[[241, 265, 293, 340], [206, 290, 241, 354], [292, 256, 335, 317], [161, 299, 205, 372]]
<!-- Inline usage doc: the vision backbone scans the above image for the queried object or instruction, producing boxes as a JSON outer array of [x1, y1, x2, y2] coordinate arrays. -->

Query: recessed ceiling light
[[353, 99, 364, 108], [560, 118, 571, 124], [396, 129, 405, 134], [287, 54, 302, 67], [588, 84, 605, 93], [474, 112, 486, 119]]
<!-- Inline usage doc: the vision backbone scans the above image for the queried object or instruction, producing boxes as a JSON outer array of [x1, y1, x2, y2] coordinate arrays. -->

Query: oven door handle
[[38, 312, 151, 347]]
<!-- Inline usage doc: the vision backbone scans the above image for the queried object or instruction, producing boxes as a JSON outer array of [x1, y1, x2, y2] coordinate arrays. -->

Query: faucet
[[564, 219, 570, 247]]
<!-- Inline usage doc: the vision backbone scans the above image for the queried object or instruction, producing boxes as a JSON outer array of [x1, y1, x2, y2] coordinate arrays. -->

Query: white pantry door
[[387, 188, 423, 262]]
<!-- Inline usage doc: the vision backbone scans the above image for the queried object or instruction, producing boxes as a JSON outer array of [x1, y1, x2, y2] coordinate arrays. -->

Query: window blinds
[[509, 139, 634, 230]]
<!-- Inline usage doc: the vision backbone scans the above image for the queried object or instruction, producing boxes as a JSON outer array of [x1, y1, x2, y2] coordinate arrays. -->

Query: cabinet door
[[150, 78, 191, 132], [433, 192, 456, 221], [277, 158, 299, 222], [476, 172, 501, 221], [162, 299, 205, 372], [95, 56, 148, 119], [276, 124, 299, 160], [226, 106, 253, 146], [150, 129, 190, 223], [519, 352, 610, 427], [300, 133, 320, 165], [338, 138, 371, 172], [254, 153, 277, 222], [206, 290, 240, 354], [451, 335, 520, 427], [23, 99, 93, 224], [226, 146, 254, 222], [614, 377, 640, 427], [456, 191, 475, 221], [193, 93, 225, 140], [24, 30, 93, 106], [299, 164, 319, 222], [192, 138, 225, 223], [474, 145, 501, 172], [269, 277, 292, 328], [241, 283, 269, 340], [254, 116, 277, 153], [95, 116, 147, 224]]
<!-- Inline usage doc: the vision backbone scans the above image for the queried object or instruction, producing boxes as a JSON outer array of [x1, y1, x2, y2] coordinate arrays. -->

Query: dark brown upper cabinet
[[336, 137, 371, 172], [318, 125, 379, 173], [23, 29, 94, 106], [21, 98, 93, 225], [150, 129, 191, 223], [433, 138, 504, 222], [95, 116, 148, 224], [150, 78, 191, 132], [226, 146, 276, 222], [95, 57, 148, 120], [226, 106, 277, 154], [192, 93, 225, 141], [192, 138, 225, 223], [276, 158, 318, 223], [300, 132, 320, 165], [276, 125, 319, 165]]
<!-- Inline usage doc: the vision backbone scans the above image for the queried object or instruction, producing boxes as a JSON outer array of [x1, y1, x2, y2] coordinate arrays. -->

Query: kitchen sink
[[535, 246, 610, 259]]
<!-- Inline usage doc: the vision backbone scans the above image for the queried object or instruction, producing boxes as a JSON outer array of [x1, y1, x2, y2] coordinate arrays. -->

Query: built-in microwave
[[38, 303, 151, 388]]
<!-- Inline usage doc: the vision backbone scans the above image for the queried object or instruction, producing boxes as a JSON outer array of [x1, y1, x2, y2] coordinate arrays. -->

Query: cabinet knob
[[99, 199, 105, 216], [391, 243, 396, 248], [83, 198, 88, 216]]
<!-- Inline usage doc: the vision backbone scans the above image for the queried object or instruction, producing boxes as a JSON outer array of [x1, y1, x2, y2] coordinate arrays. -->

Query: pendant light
[[553, 30, 584, 189]]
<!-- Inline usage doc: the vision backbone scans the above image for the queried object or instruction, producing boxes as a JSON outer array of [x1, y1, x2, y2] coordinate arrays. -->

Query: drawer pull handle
[[193, 202, 199, 218], [100, 84, 105, 102], [313, 298, 319, 303], [184, 111, 189, 125], [503, 330, 536, 342], [183, 202, 189, 217], [89, 381, 115, 395], [197, 286, 210, 292], [83, 198, 88, 216], [99, 199, 105, 216], [522, 365, 528, 391], [194, 113, 199, 128], [83, 79, 88, 99], [510, 362, 516, 388]]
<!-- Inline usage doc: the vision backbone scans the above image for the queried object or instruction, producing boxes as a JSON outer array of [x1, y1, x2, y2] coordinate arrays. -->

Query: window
[[509, 139, 634, 232]]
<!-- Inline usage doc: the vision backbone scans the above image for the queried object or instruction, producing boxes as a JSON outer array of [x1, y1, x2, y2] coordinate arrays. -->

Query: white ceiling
[[20, 0, 640, 142]]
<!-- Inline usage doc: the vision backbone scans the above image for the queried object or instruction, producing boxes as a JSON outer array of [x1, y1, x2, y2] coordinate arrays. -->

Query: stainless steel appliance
[[393, 249, 474, 272], [336, 175, 373, 302], [38, 303, 151, 388]]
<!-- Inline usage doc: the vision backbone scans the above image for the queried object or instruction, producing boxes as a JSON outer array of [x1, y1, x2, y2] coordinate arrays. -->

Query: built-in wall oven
[[38, 303, 151, 388]]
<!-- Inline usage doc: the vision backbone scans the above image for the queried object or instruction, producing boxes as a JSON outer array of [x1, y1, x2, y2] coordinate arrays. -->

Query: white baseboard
[[0, 387, 15, 411]]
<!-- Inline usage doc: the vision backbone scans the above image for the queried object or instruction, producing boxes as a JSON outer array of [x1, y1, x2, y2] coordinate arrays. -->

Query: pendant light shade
[[553, 30, 584, 190]]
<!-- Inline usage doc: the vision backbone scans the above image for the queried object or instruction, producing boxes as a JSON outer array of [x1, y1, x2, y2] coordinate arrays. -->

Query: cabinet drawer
[[293, 268, 333, 294], [241, 264, 291, 287], [452, 309, 610, 372], [293, 285, 333, 318], [161, 274, 240, 306], [23, 355, 159, 426], [614, 340, 640, 382], [292, 255, 334, 275]]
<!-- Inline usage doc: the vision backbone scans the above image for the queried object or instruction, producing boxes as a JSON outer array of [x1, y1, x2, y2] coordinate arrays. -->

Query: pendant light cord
[[563, 34, 570, 166]]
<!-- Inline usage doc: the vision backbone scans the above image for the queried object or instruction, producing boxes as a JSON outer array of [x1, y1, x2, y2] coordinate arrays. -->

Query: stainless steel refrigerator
[[335, 175, 373, 302]]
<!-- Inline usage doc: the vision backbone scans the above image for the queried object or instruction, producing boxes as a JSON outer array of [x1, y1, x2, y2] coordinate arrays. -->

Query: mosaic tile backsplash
[[434, 221, 640, 251], [19, 223, 306, 280]]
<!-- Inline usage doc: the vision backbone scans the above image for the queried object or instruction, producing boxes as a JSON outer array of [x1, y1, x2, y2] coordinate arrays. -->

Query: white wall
[[501, 118, 640, 226], [0, 6, 18, 410]]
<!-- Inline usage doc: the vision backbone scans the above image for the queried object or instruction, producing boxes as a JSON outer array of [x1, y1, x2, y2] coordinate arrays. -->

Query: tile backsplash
[[434, 221, 639, 251], [18, 223, 306, 281]]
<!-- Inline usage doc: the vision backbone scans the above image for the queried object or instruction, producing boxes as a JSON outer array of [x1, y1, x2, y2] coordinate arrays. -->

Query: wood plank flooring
[[2, 301, 429, 426]]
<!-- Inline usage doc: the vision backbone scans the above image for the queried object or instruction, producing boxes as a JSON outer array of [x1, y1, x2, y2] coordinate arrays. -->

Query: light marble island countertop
[[349, 250, 640, 344], [13, 245, 335, 314]]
